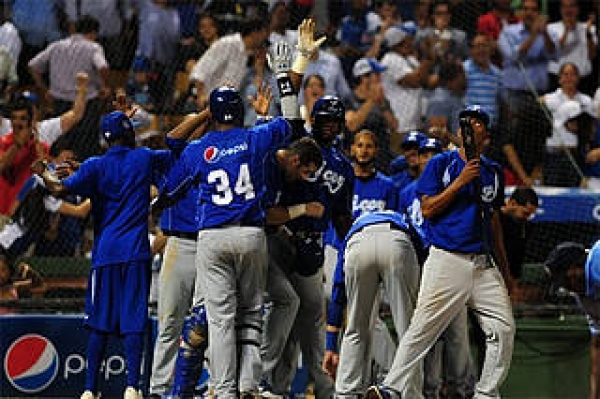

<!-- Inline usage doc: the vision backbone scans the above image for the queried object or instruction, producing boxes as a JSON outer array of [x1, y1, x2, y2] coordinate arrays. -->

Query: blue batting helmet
[[459, 105, 490, 130], [101, 111, 135, 142], [209, 86, 244, 124], [311, 95, 345, 121]]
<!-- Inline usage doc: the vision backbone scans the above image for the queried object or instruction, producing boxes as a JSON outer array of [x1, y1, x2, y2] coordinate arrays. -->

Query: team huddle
[[33, 19, 515, 399]]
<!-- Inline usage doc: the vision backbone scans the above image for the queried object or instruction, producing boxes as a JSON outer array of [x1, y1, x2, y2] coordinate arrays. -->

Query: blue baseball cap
[[101, 111, 135, 142], [419, 138, 443, 154], [20, 91, 40, 105], [352, 58, 387, 77], [401, 130, 426, 149], [132, 55, 151, 72]]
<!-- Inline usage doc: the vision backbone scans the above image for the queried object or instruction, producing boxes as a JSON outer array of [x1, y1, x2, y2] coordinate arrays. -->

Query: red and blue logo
[[204, 146, 219, 163], [4, 334, 59, 393]]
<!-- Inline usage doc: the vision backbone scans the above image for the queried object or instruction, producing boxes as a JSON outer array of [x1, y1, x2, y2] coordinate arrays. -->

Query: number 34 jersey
[[168, 117, 291, 229]]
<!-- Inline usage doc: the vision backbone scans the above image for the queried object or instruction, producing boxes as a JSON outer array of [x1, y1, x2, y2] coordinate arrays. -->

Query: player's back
[[65, 146, 157, 267], [185, 117, 291, 229]]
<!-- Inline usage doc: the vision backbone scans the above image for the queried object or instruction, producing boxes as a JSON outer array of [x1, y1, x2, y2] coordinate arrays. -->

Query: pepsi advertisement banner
[[1, 314, 153, 397], [1, 314, 309, 397]]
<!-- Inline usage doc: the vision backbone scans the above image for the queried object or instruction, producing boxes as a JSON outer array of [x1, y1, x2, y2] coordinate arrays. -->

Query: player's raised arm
[[167, 107, 211, 141], [269, 19, 325, 122]]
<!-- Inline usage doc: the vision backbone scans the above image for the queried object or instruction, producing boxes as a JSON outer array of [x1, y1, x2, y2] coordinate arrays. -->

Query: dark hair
[[431, 0, 451, 14], [510, 186, 539, 207], [353, 129, 378, 147], [303, 74, 326, 90], [49, 136, 76, 159], [199, 12, 221, 36], [288, 137, 323, 168], [9, 97, 34, 122], [240, 18, 266, 37], [558, 62, 580, 77], [76, 15, 100, 34], [438, 61, 463, 86], [521, 0, 541, 10]]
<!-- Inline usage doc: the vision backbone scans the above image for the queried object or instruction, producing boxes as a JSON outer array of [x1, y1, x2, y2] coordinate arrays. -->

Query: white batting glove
[[267, 41, 293, 76], [292, 18, 326, 75]]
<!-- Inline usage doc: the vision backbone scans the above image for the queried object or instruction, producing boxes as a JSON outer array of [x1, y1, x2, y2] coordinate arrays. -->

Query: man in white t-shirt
[[547, 0, 597, 89], [380, 26, 437, 151], [0, 72, 89, 146]]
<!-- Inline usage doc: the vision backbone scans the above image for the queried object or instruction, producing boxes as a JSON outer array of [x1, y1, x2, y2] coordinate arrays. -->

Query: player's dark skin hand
[[456, 158, 480, 186]]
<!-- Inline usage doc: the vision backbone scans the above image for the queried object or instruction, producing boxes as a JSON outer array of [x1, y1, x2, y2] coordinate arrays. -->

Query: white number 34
[[207, 163, 256, 205]]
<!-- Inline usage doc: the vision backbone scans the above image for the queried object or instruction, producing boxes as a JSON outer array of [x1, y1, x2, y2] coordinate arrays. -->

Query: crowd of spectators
[[0, 0, 599, 273]]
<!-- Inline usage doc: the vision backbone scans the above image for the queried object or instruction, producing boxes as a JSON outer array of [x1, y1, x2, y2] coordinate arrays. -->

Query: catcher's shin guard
[[170, 305, 208, 398]]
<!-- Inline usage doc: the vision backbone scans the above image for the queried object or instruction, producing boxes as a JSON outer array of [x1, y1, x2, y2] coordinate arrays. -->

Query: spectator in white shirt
[[547, 0, 597, 94], [0, 73, 90, 148], [380, 26, 437, 138], [541, 62, 597, 186], [190, 18, 268, 108]]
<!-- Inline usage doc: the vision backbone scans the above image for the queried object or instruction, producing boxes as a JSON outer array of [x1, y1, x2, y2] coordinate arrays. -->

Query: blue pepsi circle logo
[[204, 146, 219, 163], [4, 334, 59, 393]]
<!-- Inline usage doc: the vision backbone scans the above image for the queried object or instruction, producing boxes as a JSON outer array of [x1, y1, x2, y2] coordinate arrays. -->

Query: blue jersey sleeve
[[251, 117, 293, 152], [586, 241, 600, 300], [165, 137, 187, 156], [416, 153, 446, 198], [63, 158, 99, 198], [326, 246, 348, 352], [17, 176, 37, 201]]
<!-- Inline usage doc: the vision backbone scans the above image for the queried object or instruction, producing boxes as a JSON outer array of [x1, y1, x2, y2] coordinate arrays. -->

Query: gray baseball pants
[[263, 232, 334, 398], [335, 224, 422, 399], [197, 226, 267, 398], [423, 307, 474, 398], [324, 243, 398, 379], [150, 236, 197, 396], [384, 246, 515, 399]]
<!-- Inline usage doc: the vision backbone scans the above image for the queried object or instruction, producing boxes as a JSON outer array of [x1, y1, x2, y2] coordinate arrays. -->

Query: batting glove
[[267, 41, 293, 76], [292, 18, 326, 75]]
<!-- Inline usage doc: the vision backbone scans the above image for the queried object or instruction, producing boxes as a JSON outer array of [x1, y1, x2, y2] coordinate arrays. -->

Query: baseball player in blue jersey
[[322, 211, 423, 398], [399, 138, 475, 399], [147, 109, 212, 398], [320, 128, 399, 383], [365, 106, 515, 399], [32, 111, 180, 399], [260, 95, 355, 398], [153, 21, 325, 398], [323, 129, 399, 296], [159, 87, 293, 399], [390, 130, 426, 192]]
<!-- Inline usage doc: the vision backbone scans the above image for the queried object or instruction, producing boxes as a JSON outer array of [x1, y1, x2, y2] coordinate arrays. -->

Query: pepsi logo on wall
[[4, 334, 59, 394]]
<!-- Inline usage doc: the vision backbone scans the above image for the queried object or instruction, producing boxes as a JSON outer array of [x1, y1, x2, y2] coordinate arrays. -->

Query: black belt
[[354, 223, 406, 235], [163, 230, 198, 241]]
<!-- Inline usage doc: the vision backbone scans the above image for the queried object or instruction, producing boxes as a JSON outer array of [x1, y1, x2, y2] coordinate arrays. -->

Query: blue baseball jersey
[[158, 138, 199, 234], [586, 240, 600, 300], [399, 180, 430, 250], [274, 144, 354, 233], [416, 150, 504, 253], [391, 170, 416, 192], [167, 117, 291, 229], [324, 171, 398, 247], [389, 155, 407, 175], [63, 146, 172, 268]]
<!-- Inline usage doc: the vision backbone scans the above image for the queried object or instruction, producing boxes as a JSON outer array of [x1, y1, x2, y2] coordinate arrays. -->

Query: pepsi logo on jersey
[[4, 334, 59, 393], [204, 143, 248, 164]]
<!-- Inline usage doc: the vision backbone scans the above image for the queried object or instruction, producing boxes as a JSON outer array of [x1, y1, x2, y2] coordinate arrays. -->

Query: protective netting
[[0, 0, 598, 377]]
